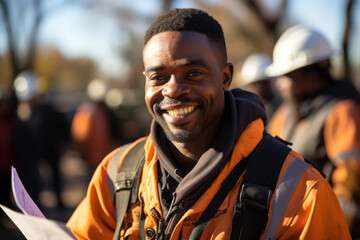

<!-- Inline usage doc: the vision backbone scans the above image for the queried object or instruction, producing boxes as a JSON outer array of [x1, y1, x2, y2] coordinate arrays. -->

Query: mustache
[[158, 96, 194, 107], [154, 96, 196, 114]]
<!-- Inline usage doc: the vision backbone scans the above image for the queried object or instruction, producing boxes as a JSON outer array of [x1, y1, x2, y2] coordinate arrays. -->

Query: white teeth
[[167, 106, 195, 117]]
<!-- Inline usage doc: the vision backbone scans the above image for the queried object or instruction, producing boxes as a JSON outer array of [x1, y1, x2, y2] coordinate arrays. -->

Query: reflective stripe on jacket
[[67, 118, 350, 239]]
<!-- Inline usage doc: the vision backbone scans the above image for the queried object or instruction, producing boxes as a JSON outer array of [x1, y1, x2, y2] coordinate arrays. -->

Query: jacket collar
[[150, 89, 266, 205]]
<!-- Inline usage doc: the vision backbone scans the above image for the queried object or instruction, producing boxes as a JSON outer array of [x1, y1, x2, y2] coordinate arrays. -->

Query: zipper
[[150, 192, 181, 240], [150, 208, 164, 240]]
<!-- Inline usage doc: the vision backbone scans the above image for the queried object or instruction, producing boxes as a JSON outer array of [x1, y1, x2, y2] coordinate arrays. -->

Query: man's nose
[[162, 75, 189, 98]]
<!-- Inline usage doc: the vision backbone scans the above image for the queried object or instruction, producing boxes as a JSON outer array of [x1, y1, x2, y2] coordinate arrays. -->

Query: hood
[[152, 88, 267, 204]]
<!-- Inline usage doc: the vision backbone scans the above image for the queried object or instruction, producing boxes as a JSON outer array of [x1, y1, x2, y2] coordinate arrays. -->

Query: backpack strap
[[188, 154, 249, 240], [107, 143, 131, 203], [188, 133, 290, 240], [110, 139, 146, 240], [230, 133, 291, 240]]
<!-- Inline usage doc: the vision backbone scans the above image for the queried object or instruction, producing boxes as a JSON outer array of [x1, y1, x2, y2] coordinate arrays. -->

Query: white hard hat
[[239, 53, 272, 86], [13, 70, 41, 101], [266, 25, 335, 77]]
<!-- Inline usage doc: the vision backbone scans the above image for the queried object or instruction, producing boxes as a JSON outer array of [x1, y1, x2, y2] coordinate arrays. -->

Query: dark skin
[[284, 68, 327, 103], [243, 80, 274, 102], [143, 31, 233, 173]]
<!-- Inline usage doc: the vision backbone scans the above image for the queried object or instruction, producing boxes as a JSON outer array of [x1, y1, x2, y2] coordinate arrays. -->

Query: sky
[[1, 0, 360, 78], [288, 0, 360, 62]]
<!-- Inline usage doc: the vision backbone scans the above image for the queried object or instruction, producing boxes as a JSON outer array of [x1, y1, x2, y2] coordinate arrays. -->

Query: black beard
[[157, 118, 192, 143], [152, 96, 204, 143]]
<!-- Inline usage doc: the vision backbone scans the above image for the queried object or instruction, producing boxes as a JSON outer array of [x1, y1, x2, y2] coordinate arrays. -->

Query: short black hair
[[144, 8, 227, 61]]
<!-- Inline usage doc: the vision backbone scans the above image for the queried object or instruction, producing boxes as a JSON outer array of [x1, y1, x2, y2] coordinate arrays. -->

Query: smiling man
[[67, 8, 350, 240], [143, 30, 232, 172]]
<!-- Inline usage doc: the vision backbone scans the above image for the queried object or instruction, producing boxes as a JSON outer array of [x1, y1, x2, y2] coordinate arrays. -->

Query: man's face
[[243, 80, 271, 102], [143, 31, 232, 143], [275, 76, 292, 102], [284, 68, 320, 103]]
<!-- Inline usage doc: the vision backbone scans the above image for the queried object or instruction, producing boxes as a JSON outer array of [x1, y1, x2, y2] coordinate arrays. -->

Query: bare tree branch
[[342, 0, 355, 80], [0, 0, 20, 79], [162, 0, 172, 12], [0, 0, 76, 81], [243, 0, 287, 39]]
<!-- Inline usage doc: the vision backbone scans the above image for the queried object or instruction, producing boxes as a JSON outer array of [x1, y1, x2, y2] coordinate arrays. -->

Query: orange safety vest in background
[[67, 119, 350, 239], [268, 97, 360, 236], [268, 99, 360, 177], [71, 101, 117, 169]]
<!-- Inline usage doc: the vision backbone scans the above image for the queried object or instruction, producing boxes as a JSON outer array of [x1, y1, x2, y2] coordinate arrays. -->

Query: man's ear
[[222, 62, 233, 91]]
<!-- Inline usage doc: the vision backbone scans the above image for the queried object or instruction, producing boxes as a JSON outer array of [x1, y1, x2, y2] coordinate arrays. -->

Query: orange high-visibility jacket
[[67, 119, 350, 239]]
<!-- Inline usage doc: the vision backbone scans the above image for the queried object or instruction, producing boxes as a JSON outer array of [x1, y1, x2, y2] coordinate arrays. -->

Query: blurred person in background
[[13, 70, 69, 210], [266, 24, 360, 237], [71, 79, 119, 173], [233, 53, 282, 120]]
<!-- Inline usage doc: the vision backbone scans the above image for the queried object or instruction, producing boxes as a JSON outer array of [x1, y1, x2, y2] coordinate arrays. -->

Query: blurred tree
[[239, 0, 357, 81], [343, 0, 356, 79], [84, 0, 175, 89], [191, 0, 285, 62], [34, 45, 97, 93], [203, 0, 357, 82], [162, 0, 173, 12], [0, 0, 75, 87], [243, 0, 287, 36]]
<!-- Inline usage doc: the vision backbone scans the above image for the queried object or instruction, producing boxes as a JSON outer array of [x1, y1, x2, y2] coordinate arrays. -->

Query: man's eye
[[187, 71, 202, 78], [149, 74, 166, 81]]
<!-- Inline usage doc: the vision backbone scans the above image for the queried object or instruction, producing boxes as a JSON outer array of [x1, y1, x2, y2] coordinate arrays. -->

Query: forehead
[[143, 31, 218, 70]]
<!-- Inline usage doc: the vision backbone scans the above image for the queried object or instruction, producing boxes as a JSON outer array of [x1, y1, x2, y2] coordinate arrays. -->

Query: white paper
[[0, 204, 77, 240], [11, 166, 46, 218], [1, 166, 79, 239]]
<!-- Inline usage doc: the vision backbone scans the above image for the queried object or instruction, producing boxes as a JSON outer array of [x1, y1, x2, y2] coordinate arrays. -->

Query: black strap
[[188, 133, 290, 240], [230, 134, 291, 240], [139, 195, 146, 240], [188, 156, 249, 240], [112, 139, 146, 240]]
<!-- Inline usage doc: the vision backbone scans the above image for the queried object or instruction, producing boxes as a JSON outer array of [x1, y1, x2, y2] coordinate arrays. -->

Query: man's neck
[[167, 141, 198, 174], [166, 124, 221, 174]]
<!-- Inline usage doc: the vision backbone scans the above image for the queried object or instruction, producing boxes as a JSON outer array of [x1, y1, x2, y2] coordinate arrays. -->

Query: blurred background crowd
[[1, 0, 360, 239]]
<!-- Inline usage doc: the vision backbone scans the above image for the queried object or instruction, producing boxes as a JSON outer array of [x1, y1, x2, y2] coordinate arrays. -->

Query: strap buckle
[[115, 171, 138, 192], [239, 184, 272, 210], [115, 179, 133, 192]]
